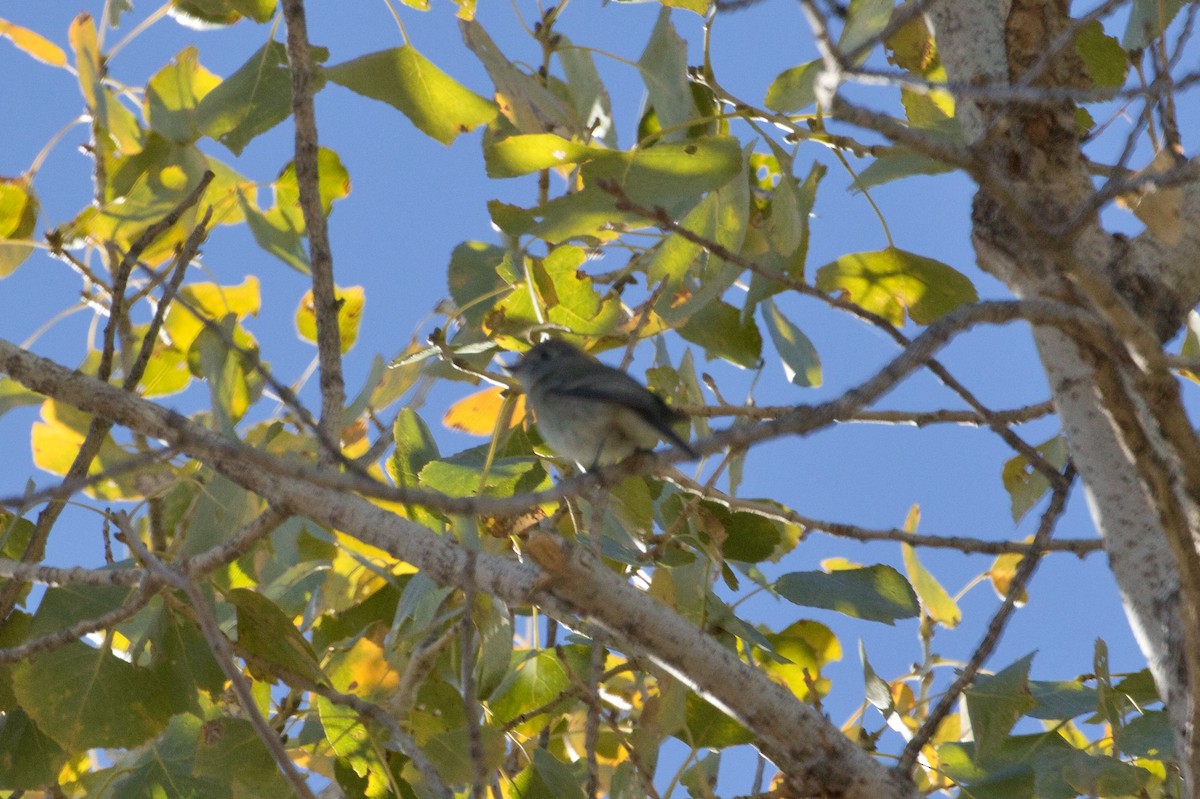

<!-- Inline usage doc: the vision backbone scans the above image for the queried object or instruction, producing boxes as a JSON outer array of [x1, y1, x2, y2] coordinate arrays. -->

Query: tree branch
[[281, 0, 345, 470]]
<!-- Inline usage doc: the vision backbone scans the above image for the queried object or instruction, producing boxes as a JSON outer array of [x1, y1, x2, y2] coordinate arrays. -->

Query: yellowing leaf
[[815, 247, 978, 326], [0, 18, 67, 66], [326, 45, 497, 145], [294, 284, 365, 354], [162, 276, 261, 352], [1116, 149, 1184, 245], [990, 544, 1029, 606], [0, 176, 39, 277], [443, 386, 523, 436], [900, 505, 961, 628]]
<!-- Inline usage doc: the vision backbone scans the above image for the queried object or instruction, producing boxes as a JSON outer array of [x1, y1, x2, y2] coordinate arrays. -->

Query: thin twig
[[281, 0, 345, 470], [0, 173, 215, 623], [895, 467, 1075, 776], [0, 579, 158, 664]]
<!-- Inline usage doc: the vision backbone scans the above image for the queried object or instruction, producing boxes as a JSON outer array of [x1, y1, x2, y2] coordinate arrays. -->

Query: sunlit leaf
[[162, 276, 261, 352], [295, 284, 365, 354], [443, 386, 522, 436], [764, 60, 821, 112], [0, 18, 67, 67], [0, 176, 38, 277], [815, 247, 978, 325], [484, 133, 597, 177], [327, 45, 496, 145], [145, 46, 221, 143], [900, 505, 961, 627], [989, 544, 1029, 605]]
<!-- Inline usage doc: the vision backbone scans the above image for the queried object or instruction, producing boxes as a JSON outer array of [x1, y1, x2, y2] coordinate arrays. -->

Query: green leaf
[[517, 136, 742, 244], [900, 512, 961, 628], [838, 0, 894, 62], [764, 60, 821, 112], [509, 749, 587, 799], [70, 13, 144, 155], [0, 176, 38, 277], [228, 586, 327, 685], [0, 709, 67, 789], [460, 19, 573, 135], [423, 725, 507, 785], [678, 299, 762, 369], [637, 9, 692, 140], [149, 604, 227, 711], [228, 0, 276, 22], [558, 36, 616, 147], [1116, 710, 1174, 758], [448, 241, 509, 328], [775, 564, 919, 624], [684, 692, 754, 747], [965, 652, 1037, 764], [87, 713, 222, 798], [851, 148, 955, 191], [326, 46, 496, 145], [0, 376, 42, 417], [488, 650, 571, 726], [484, 133, 597, 177], [193, 716, 291, 793], [62, 137, 209, 264], [170, 0, 242, 27], [198, 41, 319, 155], [145, 46, 221, 143], [1001, 434, 1069, 523], [419, 449, 549, 499], [815, 247, 978, 325], [27, 584, 137, 639], [860, 641, 893, 713], [238, 190, 310, 273], [585, 135, 742, 209], [388, 408, 440, 491], [1123, 0, 1186, 50], [762, 299, 821, 387], [1027, 680, 1098, 720], [13, 642, 172, 750], [1075, 21, 1127, 92]]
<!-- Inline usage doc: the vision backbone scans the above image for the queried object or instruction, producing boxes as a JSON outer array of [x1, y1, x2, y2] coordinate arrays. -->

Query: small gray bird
[[507, 339, 698, 469]]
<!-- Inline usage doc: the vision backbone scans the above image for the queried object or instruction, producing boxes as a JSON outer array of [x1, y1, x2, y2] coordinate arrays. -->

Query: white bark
[[928, 0, 1199, 778]]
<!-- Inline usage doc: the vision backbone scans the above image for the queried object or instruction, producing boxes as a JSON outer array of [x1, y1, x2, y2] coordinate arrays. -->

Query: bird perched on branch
[[507, 338, 698, 470]]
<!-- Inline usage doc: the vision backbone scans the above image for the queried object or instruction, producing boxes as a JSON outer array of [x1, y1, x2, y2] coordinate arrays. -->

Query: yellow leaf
[[162, 276, 261, 352], [442, 386, 523, 436], [0, 18, 67, 67], [989, 543, 1030, 606], [294, 285, 365, 354]]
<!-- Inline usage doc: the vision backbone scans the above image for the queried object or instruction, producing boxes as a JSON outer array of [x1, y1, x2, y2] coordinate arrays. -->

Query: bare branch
[[281, 0, 345, 469]]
